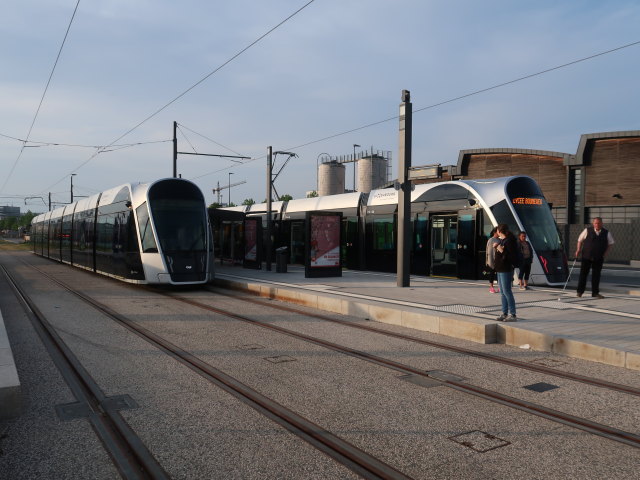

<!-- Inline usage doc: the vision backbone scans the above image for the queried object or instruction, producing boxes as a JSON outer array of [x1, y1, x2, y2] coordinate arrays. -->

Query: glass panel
[[372, 216, 394, 250], [431, 214, 457, 277], [510, 199, 563, 253], [290, 221, 305, 264], [136, 203, 158, 253], [150, 198, 206, 252], [490, 200, 519, 235]]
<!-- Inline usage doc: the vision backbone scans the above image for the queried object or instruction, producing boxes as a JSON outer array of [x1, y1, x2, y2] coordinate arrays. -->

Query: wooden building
[[412, 130, 640, 263]]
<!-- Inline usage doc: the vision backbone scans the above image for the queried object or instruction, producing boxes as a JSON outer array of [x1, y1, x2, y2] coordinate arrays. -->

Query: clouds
[[1, 0, 639, 209]]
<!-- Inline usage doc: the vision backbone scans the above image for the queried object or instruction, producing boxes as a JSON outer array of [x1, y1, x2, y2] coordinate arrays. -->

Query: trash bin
[[275, 247, 288, 273]]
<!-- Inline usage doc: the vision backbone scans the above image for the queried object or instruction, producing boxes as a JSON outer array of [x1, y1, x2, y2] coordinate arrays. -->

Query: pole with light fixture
[[353, 144, 360, 191]]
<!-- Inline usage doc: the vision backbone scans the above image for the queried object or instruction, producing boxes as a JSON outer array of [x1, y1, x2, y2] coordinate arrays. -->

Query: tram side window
[[372, 216, 395, 250], [96, 212, 115, 254], [136, 203, 158, 253], [490, 200, 519, 235]]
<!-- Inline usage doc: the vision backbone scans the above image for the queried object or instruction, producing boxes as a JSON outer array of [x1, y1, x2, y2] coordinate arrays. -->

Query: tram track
[[208, 287, 640, 397], [1, 265, 169, 480], [12, 263, 640, 454], [18, 259, 640, 451], [160, 289, 640, 450], [11, 259, 412, 480]]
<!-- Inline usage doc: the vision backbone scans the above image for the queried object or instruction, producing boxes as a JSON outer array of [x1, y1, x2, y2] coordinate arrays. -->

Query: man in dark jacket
[[575, 217, 615, 299]]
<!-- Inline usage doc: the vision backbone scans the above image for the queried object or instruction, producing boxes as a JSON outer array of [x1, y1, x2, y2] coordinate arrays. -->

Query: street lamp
[[353, 144, 360, 191], [70, 174, 76, 203], [228, 172, 233, 206]]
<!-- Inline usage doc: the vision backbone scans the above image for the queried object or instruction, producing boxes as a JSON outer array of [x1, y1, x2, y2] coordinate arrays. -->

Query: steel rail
[[21, 259, 640, 449], [164, 291, 640, 450], [22, 261, 412, 480], [211, 287, 640, 396], [0, 265, 169, 480]]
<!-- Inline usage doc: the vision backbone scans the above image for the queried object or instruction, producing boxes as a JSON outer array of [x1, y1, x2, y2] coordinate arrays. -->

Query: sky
[[1, 0, 639, 213]]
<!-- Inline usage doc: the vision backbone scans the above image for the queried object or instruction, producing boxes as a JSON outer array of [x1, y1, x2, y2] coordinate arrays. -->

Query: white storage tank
[[318, 161, 346, 196], [357, 154, 388, 193]]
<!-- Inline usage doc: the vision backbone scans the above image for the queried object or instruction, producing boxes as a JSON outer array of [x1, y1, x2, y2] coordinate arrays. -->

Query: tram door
[[290, 221, 305, 264], [342, 217, 359, 269], [430, 214, 457, 277], [456, 210, 477, 279]]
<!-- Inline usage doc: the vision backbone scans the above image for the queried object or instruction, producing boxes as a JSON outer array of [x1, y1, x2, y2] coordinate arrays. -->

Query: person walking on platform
[[494, 224, 518, 322], [486, 227, 500, 293], [575, 217, 614, 299], [516, 231, 533, 290]]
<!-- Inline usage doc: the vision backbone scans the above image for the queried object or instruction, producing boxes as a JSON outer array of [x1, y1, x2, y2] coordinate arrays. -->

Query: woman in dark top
[[517, 231, 533, 290], [493, 224, 518, 321]]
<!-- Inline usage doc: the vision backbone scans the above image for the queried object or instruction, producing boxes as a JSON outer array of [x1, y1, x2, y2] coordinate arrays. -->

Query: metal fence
[[561, 220, 640, 264]]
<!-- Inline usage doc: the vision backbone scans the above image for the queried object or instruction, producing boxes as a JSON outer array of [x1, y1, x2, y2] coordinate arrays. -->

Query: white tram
[[31, 178, 214, 285], [214, 175, 568, 286]]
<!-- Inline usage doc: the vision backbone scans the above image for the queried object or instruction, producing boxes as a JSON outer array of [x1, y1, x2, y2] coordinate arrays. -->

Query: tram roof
[[284, 192, 362, 213], [246, 201, 284, 214], [366, 175, 534, 207]]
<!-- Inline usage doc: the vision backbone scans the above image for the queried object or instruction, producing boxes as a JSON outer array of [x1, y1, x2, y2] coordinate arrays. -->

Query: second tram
[[212, 175, 568, 286]]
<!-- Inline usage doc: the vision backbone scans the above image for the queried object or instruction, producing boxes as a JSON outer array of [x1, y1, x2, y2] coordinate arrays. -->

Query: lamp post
[[70, 174, 76, 203], [228, 172, 233, 206], [353, 144, 360, 192]]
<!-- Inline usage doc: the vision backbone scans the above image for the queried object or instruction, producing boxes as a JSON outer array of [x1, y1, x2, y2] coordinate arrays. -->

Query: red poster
[[310, 214, 340, 267]]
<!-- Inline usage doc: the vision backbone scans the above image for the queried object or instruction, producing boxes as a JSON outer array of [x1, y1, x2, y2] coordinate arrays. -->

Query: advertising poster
[[242, 218, 262, 269], [244, 219, 257, 261], [305, 211, 342, 277]]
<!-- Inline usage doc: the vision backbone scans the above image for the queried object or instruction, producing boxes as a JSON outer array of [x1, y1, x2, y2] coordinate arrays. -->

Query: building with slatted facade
[[412, 130, 640, 263]]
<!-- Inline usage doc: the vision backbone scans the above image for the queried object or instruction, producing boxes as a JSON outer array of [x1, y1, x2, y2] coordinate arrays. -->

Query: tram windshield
[[505, 177, 563, 253], [148, 181, 207, 253], [510, 197, 563, 252]]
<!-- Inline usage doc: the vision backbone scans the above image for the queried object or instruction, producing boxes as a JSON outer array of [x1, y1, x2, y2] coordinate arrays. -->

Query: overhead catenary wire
[[189, 38, 640, 182], [1, 0, 81, 195], [39, 0, 317, 195], [0, 132, 171, 150]]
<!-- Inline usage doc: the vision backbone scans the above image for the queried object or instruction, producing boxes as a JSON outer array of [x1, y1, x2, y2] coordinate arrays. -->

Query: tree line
[[0, 211, 37, 233], [208, 191, 317, 209]]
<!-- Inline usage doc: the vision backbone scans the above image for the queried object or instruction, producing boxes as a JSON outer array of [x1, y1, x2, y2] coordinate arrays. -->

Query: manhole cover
[[264, 355, 296, 364], [523, 382, 559, 393], [55, 402, 92, 421], [449, 430, 510, 452]]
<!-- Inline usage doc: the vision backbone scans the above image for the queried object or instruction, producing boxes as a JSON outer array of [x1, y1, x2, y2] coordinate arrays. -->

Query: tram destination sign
[[512, 197, 543, 205]]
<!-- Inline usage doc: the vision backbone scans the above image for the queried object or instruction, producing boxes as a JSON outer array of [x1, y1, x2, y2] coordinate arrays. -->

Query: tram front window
[[510, 197, 562, 253], [150, 199, 206, 253]]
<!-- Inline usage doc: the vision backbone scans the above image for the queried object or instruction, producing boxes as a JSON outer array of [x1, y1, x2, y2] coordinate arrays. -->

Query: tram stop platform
[[0, 308, 20, 418], [212, 263, 640, 372]]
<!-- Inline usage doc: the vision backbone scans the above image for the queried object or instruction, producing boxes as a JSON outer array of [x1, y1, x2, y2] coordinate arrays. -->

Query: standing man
[[575, 217, 615, 299]]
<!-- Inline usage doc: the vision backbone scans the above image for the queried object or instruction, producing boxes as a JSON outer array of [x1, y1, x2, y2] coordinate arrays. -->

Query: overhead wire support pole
[[266, 146, 273, 271], [173, 121, 249, 178], [397, 90, 412, 287], [173, 121, 178, 178]]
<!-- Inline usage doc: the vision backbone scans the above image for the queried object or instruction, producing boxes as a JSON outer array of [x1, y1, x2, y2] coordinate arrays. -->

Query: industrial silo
[[357, 154, 388, 193], [318, 161, 346, 196]]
